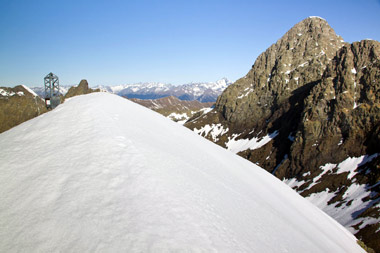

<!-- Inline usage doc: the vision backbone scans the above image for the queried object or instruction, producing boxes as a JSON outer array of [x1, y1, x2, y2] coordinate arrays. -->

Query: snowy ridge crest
[[0, 93, 363, 252]]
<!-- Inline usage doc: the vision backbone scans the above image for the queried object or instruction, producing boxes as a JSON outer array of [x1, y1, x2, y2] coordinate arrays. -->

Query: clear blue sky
[[1, 0, 379, 87]]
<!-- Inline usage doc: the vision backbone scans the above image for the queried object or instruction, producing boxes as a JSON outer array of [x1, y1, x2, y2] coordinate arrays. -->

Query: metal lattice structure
[[44, 72, 60, 109]]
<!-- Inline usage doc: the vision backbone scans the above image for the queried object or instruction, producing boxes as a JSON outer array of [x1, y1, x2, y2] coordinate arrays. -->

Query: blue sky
[[0, 0, 379, 87]]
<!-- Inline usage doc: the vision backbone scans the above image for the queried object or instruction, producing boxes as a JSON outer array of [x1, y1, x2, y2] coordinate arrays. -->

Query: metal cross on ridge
[[44, 72, 60, 109]]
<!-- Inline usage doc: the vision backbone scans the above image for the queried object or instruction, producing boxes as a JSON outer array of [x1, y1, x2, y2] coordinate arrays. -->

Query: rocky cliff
[[0, 85, 47, 133], [282, 40, 380, 178], [185, 17, 380, 251]]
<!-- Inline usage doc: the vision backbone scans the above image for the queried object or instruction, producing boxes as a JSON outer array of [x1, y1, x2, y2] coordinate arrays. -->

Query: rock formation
[[65, 80, 100, 99]]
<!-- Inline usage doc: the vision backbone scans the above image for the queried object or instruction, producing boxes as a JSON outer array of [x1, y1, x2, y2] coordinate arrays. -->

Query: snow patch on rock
[[194, 123, 229, 142], [226, 131, 279, 154]]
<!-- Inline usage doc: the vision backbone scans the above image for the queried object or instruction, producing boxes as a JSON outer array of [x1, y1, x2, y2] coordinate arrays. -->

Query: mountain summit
[[0, 93, 363, 252], [214, 16, 344, 126], [185, 17, 380, 250]]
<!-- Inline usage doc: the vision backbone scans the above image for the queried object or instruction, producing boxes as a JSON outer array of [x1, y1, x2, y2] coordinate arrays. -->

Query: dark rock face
[[65, 80, 100, 99], [0, 85, 47, 133], [283, 40, 380, 179], [185, 17, 380, 251], [282, 40, 380, 251]]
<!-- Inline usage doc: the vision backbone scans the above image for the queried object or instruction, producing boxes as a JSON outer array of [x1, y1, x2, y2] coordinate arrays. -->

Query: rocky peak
[[215, 17, 344, 127], [65, 80, 100, 99]]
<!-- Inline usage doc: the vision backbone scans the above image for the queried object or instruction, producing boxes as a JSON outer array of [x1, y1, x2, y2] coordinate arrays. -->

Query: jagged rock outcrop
[[185, 17, 380, 251], [0, 85, 47, 133], [65, 80, 100, 99], [282, 40, 380, 178]]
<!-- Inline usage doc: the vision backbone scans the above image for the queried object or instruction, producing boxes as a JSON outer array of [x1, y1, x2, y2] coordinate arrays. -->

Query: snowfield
[[0, 93, 364, 252]]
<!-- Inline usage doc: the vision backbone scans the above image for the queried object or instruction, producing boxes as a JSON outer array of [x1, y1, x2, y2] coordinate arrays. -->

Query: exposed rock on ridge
[[1, 79, 100, 134], [65, 80, 100, 99]]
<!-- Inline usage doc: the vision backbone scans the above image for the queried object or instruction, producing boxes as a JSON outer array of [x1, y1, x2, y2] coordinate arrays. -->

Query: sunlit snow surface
[[226, 131, 279, 154], [21, 85, 38, 97], [0, 93, 363, 252], [194, 123, 229, 142]]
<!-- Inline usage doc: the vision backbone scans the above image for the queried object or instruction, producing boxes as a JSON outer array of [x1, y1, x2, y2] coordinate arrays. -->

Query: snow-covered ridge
[[308, 16, 327, 21], [0, 93, 363, 252], [21, 85, 38, 97]]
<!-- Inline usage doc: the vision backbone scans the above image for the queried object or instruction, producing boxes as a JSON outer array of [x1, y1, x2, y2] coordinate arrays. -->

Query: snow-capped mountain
[[102, 82, 173, 99], [30, 78, 231, 102], [0, 93, 364, 252], [96, 78, 232, 102]]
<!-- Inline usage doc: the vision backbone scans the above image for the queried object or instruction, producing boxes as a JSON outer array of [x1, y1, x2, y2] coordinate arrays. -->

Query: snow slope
[[0, 93, 364, 252]]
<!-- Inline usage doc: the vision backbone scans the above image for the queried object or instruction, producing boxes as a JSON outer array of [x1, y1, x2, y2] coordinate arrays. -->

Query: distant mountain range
[[31, 78, 231, 103], [31, 85, 70, 98], [96, 78, 231, 102]]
